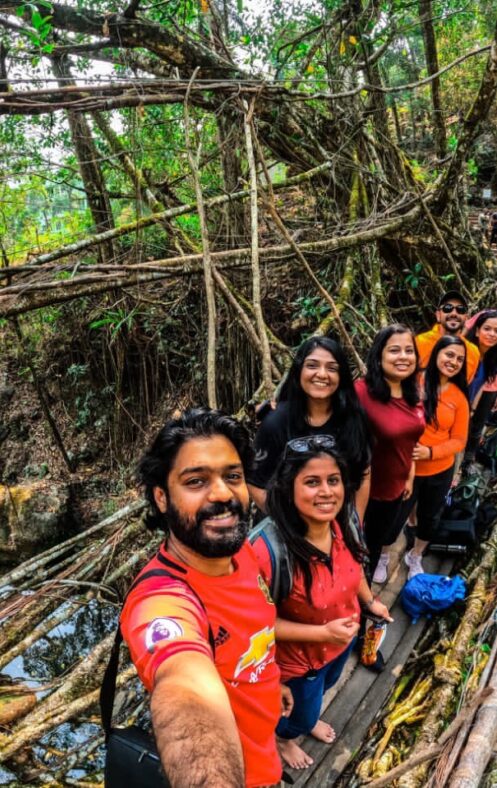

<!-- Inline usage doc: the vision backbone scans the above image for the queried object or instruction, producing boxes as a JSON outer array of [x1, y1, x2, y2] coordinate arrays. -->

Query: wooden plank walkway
[[285, 533, 453, 787]]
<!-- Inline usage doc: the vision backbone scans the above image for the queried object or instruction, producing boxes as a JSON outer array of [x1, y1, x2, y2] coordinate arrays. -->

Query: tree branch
[[10, 159, 338, 269], [184, 67, 218, 407], [244, 99, 273, 396], [0, 201, 426, 317]]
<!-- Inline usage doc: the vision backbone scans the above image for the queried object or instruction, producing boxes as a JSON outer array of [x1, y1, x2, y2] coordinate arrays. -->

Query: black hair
[[277, 335, 370, 488], [423, 336, 468, 427], [266, 440, 366, 604], [365, 324, 420, 406], [137, 407, 254, 532], [466, 310, 497, 384]]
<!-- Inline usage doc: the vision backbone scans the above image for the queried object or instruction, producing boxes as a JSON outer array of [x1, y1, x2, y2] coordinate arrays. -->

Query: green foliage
[[89, 306, 142, 342], [467, 158, 478, 178], [403, 262, 425, 290], [74, 392, 94, 429], [67, 363, 89, 380], [294, 294, 329, 321], [448, 134, 458, 151], [15, 0, 54, 52]]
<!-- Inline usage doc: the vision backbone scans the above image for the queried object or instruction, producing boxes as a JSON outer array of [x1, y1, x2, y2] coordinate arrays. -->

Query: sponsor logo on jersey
[[234, 625, 275, 678]]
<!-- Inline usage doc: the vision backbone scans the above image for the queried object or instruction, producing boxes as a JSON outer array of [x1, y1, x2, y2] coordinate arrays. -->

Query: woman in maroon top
[[252, 436, 391, 770], [355, 325, 425, 584]]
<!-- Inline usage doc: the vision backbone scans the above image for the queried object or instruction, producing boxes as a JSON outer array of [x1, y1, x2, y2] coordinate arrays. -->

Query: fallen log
[[365, 688, 494, 788], [447, 648, 497, 787]]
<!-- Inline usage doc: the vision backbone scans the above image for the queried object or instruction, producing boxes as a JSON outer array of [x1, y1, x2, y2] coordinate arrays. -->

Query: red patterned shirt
[[252, 520, 362, 682]]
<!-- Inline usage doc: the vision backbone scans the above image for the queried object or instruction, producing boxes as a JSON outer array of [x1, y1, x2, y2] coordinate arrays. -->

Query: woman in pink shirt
[[464, 309, 497, 464], [252, 436, 391, 770]]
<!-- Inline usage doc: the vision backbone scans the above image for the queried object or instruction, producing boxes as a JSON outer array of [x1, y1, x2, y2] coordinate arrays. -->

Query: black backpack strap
[[100, 624, 124, 740], [100, 565, 215, 740], [249, 517, 292, 604]]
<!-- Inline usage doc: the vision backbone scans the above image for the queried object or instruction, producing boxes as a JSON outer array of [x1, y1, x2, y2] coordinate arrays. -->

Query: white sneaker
[[404, 550, 424, 580], [373, 553, 390, 584]]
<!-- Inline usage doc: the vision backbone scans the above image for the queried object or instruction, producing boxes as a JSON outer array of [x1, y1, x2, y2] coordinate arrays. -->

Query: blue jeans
[[276, 641, 354, 739]]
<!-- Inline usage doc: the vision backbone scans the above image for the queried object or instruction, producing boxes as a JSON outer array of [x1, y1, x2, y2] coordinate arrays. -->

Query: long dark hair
[[266, 441, 366, 604], [423, 336, 468, 427], [365, 324, 420, 406], [277, 336, 370, 487], [466, 310, 497, 383]]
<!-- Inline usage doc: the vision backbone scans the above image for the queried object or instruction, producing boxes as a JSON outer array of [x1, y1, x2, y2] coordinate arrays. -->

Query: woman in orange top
[[404, 336, 470, 578]]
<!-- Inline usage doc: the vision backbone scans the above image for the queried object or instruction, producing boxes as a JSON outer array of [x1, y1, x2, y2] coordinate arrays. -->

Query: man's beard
[[442, 318, 463, 335], [165, 499, 249, 558]]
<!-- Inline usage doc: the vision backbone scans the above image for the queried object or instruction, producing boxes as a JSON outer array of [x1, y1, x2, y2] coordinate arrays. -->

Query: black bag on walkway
[[430, 479, 479, 554]]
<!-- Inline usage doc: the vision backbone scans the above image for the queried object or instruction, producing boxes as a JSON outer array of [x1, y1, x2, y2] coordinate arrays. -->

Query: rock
[[0, 386, 14, 407], [0, 482, 73, 565]]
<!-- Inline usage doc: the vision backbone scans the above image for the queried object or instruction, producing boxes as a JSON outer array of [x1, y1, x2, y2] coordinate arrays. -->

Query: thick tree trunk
[[184, 78, 217, 408], [52, 56, 115, 263], [216, 112, 247, 248], [419, 0, 446, 158], [92, 110, 194, 254]]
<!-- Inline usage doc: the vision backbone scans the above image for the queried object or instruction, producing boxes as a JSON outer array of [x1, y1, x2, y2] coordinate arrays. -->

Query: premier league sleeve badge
[[145, 618, 184, 653]]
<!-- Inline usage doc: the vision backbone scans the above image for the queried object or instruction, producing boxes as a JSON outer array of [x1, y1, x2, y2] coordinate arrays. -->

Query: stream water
[[1, 598, 118, 785]]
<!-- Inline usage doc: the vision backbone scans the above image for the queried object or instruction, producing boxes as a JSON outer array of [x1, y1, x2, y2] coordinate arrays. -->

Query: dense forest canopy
[[0, 0, 496, 467]]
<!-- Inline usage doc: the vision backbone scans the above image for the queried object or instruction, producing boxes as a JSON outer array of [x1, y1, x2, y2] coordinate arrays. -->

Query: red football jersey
[[121, 541, 282, 788]]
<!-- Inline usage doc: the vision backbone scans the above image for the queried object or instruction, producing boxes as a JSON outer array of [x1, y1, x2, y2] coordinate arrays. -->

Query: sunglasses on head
[[284, 434, 337, 458], [440, 303, 466, 315]]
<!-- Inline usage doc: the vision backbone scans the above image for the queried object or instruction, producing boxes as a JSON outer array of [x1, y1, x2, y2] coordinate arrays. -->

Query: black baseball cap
[[438, 290, 468, 310]]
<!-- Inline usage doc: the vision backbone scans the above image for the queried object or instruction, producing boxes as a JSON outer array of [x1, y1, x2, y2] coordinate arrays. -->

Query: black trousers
[[399, 465, 454, 543], [466, 391, 497, 459], [364, 495, 405, 576]]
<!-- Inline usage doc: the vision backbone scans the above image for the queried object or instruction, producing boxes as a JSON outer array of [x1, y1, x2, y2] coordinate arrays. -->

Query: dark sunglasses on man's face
[[440, 303, 466, 315], [284, 434, 336, 458]]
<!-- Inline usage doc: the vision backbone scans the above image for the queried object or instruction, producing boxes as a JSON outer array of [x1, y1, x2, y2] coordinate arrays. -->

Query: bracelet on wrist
[[362, 595, 377, 610]]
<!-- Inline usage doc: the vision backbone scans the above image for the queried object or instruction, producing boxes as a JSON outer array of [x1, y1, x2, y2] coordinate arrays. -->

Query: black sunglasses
[[284, 434, 337, 458], [440, 303, 466, 315]]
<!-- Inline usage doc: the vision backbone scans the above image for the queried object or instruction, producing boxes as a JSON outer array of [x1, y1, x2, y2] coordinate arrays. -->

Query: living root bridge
[[0, 158, 362, 271], [0, 201, 425, 317], [356, 515, 497, 787]]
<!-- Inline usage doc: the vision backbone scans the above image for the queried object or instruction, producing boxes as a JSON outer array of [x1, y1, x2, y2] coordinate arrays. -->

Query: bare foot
[[277, 737, 314, 769], [311, 719, 336, 743]]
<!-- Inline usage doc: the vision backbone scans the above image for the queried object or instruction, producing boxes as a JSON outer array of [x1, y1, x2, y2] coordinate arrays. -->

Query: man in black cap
[[415, 290, 479, 383]]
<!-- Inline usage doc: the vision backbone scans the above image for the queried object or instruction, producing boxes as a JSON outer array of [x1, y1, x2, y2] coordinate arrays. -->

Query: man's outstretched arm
[[151, 651, 244, 788]]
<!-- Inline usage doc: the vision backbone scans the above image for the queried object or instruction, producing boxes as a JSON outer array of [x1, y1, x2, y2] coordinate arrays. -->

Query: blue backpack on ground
[[401, 574, 466, 623]]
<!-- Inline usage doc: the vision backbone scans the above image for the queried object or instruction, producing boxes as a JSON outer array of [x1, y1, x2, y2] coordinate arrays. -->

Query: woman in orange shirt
[[404, 336, 470, 578]]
